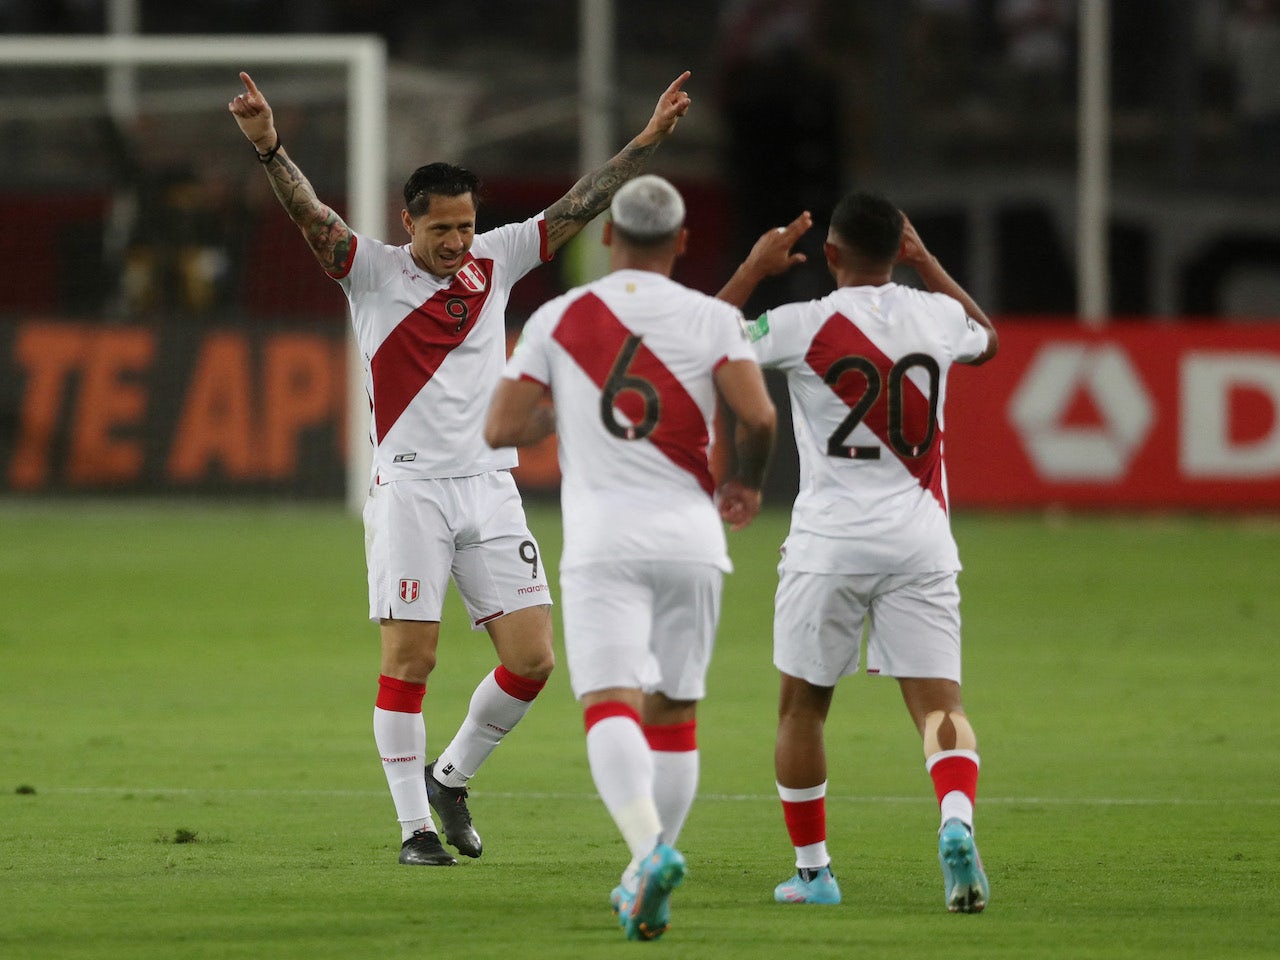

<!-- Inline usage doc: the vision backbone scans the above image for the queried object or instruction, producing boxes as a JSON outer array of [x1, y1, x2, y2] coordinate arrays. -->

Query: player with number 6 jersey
[[487, 175, 776, 940], [719, 191, 998, 913], [505, 255, 756, 573]]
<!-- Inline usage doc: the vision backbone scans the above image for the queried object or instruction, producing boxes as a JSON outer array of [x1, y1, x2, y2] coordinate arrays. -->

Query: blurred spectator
[[714, 0, 845, 318], [102, 116, 251, 321], [912, 0, 984, 110], [1226, 0, 1280, 185], [995, 0, 1076, 142]]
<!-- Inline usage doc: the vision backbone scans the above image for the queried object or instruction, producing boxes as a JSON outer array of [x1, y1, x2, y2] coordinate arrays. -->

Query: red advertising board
[[0, 321, 348, 496], [944, 322, 1280, 509]]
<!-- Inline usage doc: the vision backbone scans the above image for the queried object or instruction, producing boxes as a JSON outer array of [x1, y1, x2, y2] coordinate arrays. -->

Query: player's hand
[[743, 211, 813, 280], [897, 214, 933, 270], [228, 71, 277, 153], [716, 478, 763, 532], [643, 70, 692, 140]]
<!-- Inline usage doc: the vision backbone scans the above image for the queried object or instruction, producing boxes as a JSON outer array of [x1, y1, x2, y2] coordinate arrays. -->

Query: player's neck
[[836, 269, 892, 289], [610, 253, 676, 277]]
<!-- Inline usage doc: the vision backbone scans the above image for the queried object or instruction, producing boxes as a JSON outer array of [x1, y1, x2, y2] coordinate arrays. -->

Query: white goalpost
[[0, 34, 386, 511]]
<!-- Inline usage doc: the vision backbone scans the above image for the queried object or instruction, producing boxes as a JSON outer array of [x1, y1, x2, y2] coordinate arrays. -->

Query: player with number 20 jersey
[[719, 192, 997, 914], [747, 282, 989, 576]]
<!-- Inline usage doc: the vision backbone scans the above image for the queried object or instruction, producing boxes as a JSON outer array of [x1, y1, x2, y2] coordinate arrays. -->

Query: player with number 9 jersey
[[335, 216, 547, 486]]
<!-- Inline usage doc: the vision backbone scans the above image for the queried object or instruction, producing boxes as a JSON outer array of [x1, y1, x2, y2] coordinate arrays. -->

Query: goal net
[[0, 35, 388, 508]]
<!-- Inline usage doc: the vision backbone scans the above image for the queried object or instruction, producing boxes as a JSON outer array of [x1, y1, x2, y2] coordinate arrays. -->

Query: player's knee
[[502, 643, 554, 683], [923, 709, 977, 755], [523, 648, 555, 682]]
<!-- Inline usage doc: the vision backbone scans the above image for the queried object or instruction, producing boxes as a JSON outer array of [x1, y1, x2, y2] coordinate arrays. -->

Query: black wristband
[[255, 139, 282, 164]]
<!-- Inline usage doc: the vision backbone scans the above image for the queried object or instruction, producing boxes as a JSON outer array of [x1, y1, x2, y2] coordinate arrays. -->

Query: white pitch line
[[25, 786, 1280, 806]]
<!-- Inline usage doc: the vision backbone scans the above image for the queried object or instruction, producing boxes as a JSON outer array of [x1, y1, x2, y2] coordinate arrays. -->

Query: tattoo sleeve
[[263, 152, 354, 275], [543, 139, 660, 251]]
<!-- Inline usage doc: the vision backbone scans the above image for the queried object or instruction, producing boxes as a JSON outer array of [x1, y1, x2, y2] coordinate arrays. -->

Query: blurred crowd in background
[[2, 0, 1278, 322]]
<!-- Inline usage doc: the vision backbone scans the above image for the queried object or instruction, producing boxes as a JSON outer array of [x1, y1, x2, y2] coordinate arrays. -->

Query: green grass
[[2, 501, 1278, 959]]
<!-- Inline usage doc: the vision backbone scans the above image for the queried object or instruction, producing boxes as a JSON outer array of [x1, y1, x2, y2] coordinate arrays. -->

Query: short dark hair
[[403, 162, 481, 218], [829, 191, 903, 263]]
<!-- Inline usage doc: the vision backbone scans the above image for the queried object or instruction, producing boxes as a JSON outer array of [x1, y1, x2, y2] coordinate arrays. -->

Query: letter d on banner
[[1181, 353, 1280, 478]]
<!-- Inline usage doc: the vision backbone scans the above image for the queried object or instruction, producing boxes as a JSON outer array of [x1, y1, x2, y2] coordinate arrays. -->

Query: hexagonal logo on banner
[[1009, 344, 1154, 481]]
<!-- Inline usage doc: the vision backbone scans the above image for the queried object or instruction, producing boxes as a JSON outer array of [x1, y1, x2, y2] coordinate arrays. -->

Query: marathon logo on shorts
[[399, 579, 420, 603], [455, 260, 487, 293]]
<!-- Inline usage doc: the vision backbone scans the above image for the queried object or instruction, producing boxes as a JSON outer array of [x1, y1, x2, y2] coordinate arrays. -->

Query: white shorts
[[363, 472, 553, 626], [772, 569, 962, 686], [559, 560, 723, 701]]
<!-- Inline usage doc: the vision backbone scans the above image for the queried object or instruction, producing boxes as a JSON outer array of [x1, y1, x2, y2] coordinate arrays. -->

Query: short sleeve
[[335, 232, 390, 294], [503, 307, 553, 387], [471, 215, 551, 283], [936, 294, 991, 363], [745, 304, 808, 370]]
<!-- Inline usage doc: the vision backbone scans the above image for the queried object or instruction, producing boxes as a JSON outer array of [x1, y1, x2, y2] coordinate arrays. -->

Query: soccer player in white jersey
[[228, 71, 691, 866], [719, 191, 999, 912], [485, 176, 776, 940]]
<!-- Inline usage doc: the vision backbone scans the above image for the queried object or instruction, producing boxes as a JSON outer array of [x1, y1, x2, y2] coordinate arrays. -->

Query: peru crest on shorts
[[456, 261, 487, 293], [399, 579, 420, 603]]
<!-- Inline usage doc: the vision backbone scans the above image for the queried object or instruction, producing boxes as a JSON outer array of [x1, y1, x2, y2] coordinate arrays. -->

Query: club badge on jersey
[[456, 261, 487, 293]]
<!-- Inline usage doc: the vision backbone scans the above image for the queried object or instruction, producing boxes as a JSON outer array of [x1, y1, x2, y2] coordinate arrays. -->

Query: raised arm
[[897, 215, 998, 365], [713, 358, 777, 531], [542, 71, 693, 255], [227, 71, 354, 275], [716, 211, 813, 309]]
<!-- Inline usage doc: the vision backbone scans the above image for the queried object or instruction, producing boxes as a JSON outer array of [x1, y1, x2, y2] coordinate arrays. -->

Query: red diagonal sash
[[552, 292, 714, 497], [370, 256, 495, 443], [805, 313, 947, 512]]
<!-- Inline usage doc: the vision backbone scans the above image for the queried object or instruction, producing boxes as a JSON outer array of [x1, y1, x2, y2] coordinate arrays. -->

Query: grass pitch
[[1, 501, 1277, 959]]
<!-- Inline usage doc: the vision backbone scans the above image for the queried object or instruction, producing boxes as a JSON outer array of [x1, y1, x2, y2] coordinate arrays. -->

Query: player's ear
[[674, 227, 689, 257], [823, 241, 840, 271], [401, 209, 414, 237], [602, 220, 613, 247]]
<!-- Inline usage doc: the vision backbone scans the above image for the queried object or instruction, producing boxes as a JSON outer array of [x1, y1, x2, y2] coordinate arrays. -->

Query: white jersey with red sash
[[747, 282, 991, 574], [503, 269, 755, 571], [334, 215, 550, 484]]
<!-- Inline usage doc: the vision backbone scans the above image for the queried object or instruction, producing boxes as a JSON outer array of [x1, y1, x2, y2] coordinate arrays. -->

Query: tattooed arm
[[543, 71, 692, 255], [227, 71, 354, 275]]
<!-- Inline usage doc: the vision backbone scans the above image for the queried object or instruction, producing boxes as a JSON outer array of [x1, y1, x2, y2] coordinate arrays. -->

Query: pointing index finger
[[239, 71, 261, 97]]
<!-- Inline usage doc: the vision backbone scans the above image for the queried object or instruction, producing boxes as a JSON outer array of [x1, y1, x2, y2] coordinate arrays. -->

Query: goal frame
[[0, 34, 386, 511]]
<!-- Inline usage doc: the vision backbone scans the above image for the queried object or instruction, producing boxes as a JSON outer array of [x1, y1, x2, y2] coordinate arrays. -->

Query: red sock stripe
[[583, 701, 641, 733], [643, 720, 697, 752], [929, 754, 979, 806], [376, 674, 426, 713], [494, 665, 546, 702], [781, 797, 827, 847]]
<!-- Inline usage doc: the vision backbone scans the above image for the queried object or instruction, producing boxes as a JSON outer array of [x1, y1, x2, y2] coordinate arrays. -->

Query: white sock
[[651, 749, 699, 846], [435, 668, 542, 788], [373, 705, 433, 841], [586, 714, 662, 861]]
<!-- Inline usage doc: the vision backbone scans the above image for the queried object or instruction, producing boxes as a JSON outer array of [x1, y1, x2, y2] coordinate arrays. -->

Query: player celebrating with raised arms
[[720, 192, 998, 912], [228, 70, 691, 867], [485, 175, 776, 939]]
